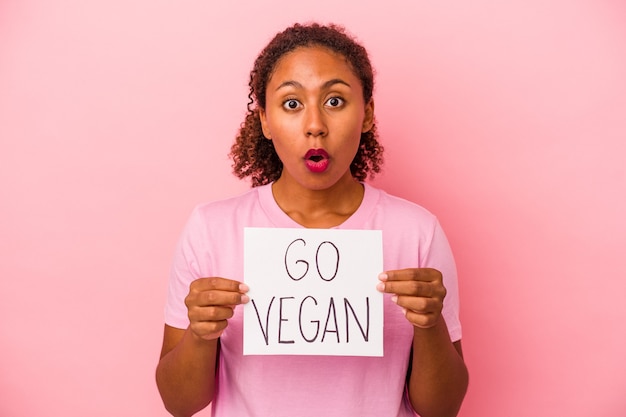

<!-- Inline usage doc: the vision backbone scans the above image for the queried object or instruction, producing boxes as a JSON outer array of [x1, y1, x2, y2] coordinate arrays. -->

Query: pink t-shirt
[[165, 183, 462, 417]]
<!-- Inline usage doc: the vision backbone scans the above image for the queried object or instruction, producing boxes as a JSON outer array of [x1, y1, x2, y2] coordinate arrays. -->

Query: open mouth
[[305, 148, 329, 160], [304, 149, 330, 173]]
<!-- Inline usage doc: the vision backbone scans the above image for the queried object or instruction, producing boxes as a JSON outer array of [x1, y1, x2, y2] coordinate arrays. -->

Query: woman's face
[[259, 46, 374, 192]]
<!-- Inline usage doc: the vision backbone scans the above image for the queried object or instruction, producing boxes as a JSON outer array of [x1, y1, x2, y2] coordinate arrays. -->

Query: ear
[[361, 99, 375, 133], [259, 107, 271, 139]]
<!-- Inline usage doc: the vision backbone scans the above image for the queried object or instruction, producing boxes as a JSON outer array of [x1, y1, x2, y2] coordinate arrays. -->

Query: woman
[[156, 22, 468, 417]]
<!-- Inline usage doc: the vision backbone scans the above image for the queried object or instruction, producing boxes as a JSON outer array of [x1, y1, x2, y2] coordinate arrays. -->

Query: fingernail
[[376, 282, 385, 292]]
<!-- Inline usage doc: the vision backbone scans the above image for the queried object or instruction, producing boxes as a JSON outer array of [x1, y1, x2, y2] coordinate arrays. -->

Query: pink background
[[1, 1, 625, 416]]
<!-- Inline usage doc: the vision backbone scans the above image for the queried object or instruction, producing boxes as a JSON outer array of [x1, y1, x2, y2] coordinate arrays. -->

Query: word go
[[283, 238, 340, 282]]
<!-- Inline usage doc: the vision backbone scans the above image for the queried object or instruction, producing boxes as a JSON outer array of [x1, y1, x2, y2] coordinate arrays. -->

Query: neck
[[271, 173, 364, 228]]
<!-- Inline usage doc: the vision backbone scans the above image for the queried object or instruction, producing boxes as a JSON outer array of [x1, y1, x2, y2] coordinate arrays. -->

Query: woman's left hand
[[377, 268, 447, 329]]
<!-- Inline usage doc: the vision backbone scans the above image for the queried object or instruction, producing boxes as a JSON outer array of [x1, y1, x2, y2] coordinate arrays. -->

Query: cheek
[[269, 140, 293, 164], [265, 112, 298, 136], [335, 131, 361, 161]]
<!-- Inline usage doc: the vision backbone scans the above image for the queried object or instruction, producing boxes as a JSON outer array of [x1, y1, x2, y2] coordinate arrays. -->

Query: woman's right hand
[[157, 278, 248, 414], [185, 277, 249, 341]]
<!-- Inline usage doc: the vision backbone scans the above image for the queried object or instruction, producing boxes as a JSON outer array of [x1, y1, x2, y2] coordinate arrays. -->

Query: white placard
[[243, 227, 383, 356]]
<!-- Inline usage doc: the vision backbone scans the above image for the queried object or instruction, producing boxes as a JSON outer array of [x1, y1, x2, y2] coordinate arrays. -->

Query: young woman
[[156, 23, 468, 417]]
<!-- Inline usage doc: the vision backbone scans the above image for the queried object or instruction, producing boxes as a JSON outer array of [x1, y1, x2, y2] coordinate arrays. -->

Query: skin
[[156, 46, 468, 417], [259, 46, 375, 228]]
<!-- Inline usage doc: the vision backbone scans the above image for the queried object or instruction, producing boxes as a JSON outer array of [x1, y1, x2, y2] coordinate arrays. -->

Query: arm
[[156, 326, 218, 417], [155, 277, 249, 417], [408, 322, 468, 417], [379, 269, 469, 417]]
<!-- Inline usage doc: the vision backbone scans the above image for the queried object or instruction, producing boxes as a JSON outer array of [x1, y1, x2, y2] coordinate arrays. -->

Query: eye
[[283, 99, 301, 110], [325, 97, 344, 108]]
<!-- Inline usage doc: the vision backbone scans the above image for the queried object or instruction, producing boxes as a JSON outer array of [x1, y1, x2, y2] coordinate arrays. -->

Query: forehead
[[268, 45, 360, 86]]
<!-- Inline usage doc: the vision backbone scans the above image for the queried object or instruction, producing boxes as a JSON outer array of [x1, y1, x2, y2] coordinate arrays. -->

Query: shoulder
[[194, 186, 261, 214], [175, 186, 268, 260], [178, 186, 267, 242], [188, 185, 267, 224], [365, 183, 437, 225]]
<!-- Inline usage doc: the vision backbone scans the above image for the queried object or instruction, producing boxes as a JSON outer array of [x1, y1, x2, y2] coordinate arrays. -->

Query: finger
[[198, 289, 249, 307], [391, 294, 441, 314], [185, 290, 248, 312], [188, 305, 236, 322], [403, 310, 439, 329], [379, 268, 441, 283], [190, 319, 229, 340], [377, 279, 437, 297], [191, 277, 249, 293]]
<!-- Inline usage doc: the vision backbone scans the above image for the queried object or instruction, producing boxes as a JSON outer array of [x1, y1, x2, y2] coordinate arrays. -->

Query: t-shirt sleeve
[[422, 219, 462, 342], [164, 207, 208, 329]]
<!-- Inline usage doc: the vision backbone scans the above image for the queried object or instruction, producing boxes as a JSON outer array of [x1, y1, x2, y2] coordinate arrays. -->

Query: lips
[[304, 148, 330, 173]]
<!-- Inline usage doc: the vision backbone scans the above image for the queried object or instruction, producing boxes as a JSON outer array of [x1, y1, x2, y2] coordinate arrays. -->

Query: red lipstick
[[304, 148, 330, 173]]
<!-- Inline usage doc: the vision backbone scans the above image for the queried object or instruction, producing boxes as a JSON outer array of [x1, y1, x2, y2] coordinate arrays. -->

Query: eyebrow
[[275, 78, 352, 91]]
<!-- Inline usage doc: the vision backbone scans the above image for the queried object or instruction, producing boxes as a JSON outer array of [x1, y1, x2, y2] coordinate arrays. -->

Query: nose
[[304, 106, 328, 137]]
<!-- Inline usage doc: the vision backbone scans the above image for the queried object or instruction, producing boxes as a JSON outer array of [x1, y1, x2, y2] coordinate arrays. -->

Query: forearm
[[156, 329, 218, 417], [408, 318, 468, 417]]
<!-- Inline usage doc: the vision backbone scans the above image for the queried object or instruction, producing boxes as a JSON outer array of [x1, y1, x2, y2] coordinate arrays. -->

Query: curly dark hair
[[229, 22, 384, 187]]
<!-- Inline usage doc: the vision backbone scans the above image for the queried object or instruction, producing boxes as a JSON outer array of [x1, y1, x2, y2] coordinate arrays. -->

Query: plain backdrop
[[1, 0, 625, 416]]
